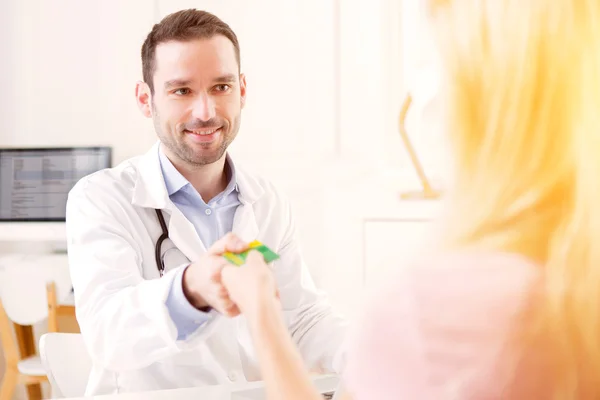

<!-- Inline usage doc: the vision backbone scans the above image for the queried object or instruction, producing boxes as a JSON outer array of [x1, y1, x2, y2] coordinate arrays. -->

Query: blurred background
[[0, 1, 447, 398]]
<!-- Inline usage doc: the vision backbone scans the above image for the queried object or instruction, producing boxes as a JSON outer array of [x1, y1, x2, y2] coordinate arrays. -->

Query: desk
[[62, 386, 255, 400], [60, 375, 340, 400], [0, 223, 66, 242]]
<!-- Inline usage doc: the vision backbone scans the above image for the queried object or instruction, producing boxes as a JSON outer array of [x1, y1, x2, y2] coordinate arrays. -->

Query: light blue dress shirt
[[160, 147, 240, 340]]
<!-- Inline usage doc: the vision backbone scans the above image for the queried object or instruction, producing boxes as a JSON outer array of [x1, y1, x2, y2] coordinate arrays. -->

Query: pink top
[[343, 251, 549, 400]]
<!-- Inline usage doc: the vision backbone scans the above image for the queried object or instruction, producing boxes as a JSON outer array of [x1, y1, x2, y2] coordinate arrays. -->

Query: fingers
[[209, 232, 248, 255], [186, 253, 244, 316], [244, 250, 267, 267], [221, 265, 246, 309], [218, 288, 241, 317], [223, 303, 240, 318], [220, 294, 234, 310], [221, 265, 244, 298], [221, 265, 236, 286], [208, 259, 227, 284], [216, 284, 228, 298], [211, 282, 239, 317]]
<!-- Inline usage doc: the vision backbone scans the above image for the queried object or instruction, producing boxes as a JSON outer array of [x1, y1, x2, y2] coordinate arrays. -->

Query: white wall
[[1, 0, 157, 162], [0, 0, 16, 391], [0, 0, 18, 149]]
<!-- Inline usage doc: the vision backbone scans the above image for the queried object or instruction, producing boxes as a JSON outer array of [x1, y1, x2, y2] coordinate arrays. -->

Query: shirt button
[[205, 209, 212, 216], [228, 371, 238, 382]]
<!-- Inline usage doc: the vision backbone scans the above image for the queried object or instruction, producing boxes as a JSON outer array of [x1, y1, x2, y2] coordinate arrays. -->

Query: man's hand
[[182, 232, 248, 317], [222, 251, 281, 319]]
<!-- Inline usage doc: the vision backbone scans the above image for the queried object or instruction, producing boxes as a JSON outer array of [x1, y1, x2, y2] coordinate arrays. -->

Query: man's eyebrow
[[163, 75, 237, 89], [214, 74, 237, 83], [164, 79, 193, 89]]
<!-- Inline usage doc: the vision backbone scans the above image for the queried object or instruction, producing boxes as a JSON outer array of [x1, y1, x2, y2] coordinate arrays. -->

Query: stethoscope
[[154, 209, 169, 277]]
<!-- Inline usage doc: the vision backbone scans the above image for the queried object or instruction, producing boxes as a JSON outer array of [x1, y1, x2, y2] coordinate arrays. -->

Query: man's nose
[[192, 94, 216, 121]]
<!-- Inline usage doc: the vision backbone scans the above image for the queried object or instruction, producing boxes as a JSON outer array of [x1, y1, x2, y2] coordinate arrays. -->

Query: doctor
[[66, 8, 347, 396]]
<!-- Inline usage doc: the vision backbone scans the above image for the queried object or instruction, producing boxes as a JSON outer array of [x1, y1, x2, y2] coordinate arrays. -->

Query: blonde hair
[[427, 0, 600, 398]]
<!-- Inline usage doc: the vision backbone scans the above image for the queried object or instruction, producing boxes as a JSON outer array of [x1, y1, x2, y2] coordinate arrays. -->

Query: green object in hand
[[223, 240, 280, 266]]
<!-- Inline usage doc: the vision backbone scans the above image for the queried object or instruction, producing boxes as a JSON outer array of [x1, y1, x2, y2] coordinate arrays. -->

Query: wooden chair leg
[[0, 368, 18, 400], [12, 324, 44, 399], [25, 383, 43, 400], [18, 376, 46, 400], [46, 282, 59, 333]]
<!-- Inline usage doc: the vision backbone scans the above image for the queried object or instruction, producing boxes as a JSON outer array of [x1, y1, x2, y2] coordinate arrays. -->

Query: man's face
[[139, 36, 246, 166]]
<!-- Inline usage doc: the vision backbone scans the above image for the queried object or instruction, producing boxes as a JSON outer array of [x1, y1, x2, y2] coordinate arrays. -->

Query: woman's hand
[[224, 251, 334, 400], [183, 232, 248, 316], [221, 250, 280, 319]]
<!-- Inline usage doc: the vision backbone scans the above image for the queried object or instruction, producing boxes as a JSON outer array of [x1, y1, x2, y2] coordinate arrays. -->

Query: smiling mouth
[[184, 127, 221, 135], [183, 127, 222, 144]]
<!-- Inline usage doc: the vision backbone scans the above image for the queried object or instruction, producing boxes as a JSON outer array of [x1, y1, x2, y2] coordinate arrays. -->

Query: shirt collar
[[158, 145, 239, 198]]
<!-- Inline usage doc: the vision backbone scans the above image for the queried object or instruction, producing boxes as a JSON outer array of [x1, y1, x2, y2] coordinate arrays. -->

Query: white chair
[[39, 333, 92, 398], [0, 253, 73, 400], [0, 303, 48, 400]]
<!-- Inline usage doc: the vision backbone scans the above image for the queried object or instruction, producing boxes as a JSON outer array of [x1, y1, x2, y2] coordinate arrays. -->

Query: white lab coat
[[66, 143, 348, 395]]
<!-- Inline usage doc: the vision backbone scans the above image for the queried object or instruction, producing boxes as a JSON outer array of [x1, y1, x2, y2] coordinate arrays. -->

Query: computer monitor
[[0, 147, 112, 222]]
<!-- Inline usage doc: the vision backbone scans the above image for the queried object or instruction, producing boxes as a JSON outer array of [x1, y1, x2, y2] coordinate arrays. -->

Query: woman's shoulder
[[364, 249, 543, 349], [403, 250, 541, 299], [358, 250, 542, 322]]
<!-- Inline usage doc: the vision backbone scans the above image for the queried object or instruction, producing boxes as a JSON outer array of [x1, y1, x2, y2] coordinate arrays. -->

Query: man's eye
[[214, 84, 231, 92], [174, 88, 190, 95]]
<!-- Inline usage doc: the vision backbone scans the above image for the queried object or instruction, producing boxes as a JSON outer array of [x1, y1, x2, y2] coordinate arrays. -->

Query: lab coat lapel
[[231, 200, 259, 243], [131, 142, 169, 209], [167, 207, 207, 261], [231, 167, 263, 243], [132, 142, 207, 262]]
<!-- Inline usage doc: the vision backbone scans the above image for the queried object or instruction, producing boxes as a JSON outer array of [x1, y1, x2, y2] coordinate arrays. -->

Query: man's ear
[[239, 73, 247, 109], [135, 81, 153, 118]]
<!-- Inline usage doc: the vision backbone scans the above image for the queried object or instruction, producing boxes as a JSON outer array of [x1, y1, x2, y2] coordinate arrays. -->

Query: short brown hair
[[141, 9, 241, 93]]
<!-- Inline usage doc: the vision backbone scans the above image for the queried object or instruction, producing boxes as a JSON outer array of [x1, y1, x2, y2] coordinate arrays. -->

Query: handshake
[[181, 233, 281, 318]]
